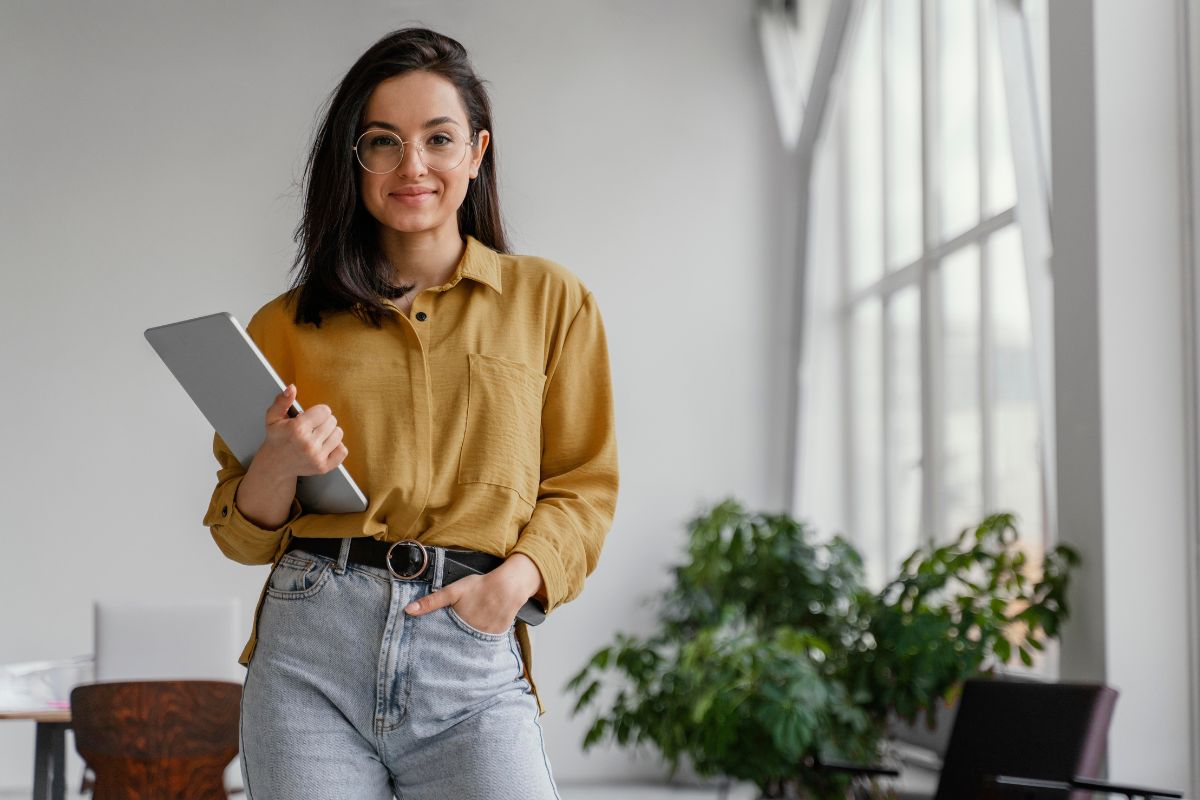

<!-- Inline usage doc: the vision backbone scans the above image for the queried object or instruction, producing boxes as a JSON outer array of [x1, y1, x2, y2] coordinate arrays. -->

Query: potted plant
[[567, 499, 1079, 799]]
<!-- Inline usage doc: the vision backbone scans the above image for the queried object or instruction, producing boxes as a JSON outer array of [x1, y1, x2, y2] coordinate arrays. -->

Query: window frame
[[1178, 1, 1200, 794], [837, 0, 1053, 571]]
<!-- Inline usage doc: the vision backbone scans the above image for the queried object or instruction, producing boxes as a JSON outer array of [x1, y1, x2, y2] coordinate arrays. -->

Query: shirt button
[[415, 311, 428, 321]]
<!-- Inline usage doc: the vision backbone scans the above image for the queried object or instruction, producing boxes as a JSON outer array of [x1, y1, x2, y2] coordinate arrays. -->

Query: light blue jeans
[[240, 540, 560, 800]]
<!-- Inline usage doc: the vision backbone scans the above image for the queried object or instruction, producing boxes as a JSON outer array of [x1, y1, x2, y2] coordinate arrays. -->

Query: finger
[[326, 444, 349, 469], [310, 414, 338, 442], [317, 431, 345, 471], [266, 384, 296, 423], [405, 586, 457, 616], [303, 403, 333, 424], [320, 426, 345, 453]]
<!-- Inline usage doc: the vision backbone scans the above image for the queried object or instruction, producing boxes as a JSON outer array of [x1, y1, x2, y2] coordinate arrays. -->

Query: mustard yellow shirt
[[203, 235, 619, 714]]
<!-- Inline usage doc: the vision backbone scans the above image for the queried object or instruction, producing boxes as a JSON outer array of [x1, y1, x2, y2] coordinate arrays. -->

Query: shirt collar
[[453, 235, 503, 294]]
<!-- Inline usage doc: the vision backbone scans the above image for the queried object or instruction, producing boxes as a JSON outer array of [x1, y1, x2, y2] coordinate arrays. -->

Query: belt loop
[[335, 537, 351, 574], [431, 546, 446, 591]]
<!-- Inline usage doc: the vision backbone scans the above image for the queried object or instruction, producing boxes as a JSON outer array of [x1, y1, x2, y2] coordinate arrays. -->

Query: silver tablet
[[145, 312, 368, 514]]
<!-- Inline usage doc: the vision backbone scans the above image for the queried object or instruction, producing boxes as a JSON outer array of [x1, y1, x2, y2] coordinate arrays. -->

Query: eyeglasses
[[353, 128, 476, 174]]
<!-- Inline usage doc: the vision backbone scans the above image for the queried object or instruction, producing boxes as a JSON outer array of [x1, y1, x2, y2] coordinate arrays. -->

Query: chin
[[374, 211, 440, 234]]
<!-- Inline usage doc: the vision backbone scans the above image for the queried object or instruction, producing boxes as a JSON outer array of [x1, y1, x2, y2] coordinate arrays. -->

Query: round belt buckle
[[386, 539, 429, 580]]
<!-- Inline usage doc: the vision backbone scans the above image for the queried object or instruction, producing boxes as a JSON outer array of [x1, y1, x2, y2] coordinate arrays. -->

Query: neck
[[378, 226, 467, 291]]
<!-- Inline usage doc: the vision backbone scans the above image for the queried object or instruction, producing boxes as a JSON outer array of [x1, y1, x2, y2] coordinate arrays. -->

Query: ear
[[469, 129, 490, 179]]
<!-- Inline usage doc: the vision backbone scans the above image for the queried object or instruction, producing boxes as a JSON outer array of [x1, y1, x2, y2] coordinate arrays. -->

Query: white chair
[[93, 599, 242, 683]]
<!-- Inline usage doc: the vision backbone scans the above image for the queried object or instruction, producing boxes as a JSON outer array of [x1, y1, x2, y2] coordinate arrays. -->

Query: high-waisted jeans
[[239, 539, 561, 800]]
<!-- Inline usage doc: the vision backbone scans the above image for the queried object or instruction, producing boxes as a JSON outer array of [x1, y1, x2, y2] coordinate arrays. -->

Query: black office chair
[[934, 678, 1114, 798], [817, 677, 1182, 800]]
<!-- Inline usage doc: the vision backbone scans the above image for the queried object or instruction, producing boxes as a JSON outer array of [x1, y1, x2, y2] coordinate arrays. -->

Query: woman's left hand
[[403, 553, 543, 635]]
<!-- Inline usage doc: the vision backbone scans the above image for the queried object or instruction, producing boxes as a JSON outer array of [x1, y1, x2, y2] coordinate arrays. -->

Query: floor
[[560, 783, 760, 799], [0, 786, 759, 799]]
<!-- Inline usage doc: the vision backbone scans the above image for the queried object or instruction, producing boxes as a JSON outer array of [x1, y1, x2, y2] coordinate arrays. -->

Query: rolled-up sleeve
[[509, 291, 619, 613], [203, 432, 302, 565], [201, 305, 301, 565]]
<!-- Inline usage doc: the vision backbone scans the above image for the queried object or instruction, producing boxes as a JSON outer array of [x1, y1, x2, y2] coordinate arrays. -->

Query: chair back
[[933, 677, 1117, 800], [94, 600, 242, 682], [70, 680, 241, 799]]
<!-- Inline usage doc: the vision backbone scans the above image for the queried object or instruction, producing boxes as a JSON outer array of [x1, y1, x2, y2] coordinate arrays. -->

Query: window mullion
[[920, 0, 943, 542], [880, 0, 894, 568], [838, 96, 857, 550], [979, 0, 996, 515], [846, 207, 1015, 306]]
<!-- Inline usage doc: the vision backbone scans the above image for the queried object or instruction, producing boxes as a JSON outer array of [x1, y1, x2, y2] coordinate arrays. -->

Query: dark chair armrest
[[1070, 776, 1183, 799], [810, 756, 901, 778], [989, 774, 1183, 799]]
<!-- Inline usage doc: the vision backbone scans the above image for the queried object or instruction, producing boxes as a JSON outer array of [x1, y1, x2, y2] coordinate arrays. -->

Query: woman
[[204, 27, 618, 799]]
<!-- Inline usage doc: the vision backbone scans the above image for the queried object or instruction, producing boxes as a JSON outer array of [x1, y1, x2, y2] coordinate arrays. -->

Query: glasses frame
[[352, 128, 478, 174]]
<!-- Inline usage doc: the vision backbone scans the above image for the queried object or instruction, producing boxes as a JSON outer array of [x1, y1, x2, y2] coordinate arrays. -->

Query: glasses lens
[[355, 130, 403, 174], [420, 131, 470, 172]]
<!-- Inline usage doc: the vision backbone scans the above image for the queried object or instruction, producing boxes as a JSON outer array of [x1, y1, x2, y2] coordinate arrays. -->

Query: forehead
[[362, 71, 470, 130]]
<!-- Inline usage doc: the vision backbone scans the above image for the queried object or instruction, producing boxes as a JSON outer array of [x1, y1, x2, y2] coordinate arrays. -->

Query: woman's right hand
[[257, 384, 349, 478]]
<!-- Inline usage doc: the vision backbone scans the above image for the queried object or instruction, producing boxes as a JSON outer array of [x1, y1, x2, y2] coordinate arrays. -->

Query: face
[[357, 71, 490, 240]]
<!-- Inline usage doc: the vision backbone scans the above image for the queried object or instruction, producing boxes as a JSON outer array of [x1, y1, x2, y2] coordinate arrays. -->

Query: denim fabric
[[240, 541, 561, 800]]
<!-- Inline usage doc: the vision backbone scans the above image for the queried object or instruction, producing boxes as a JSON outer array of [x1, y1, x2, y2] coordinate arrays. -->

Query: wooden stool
[[70, 680, 241, 799]]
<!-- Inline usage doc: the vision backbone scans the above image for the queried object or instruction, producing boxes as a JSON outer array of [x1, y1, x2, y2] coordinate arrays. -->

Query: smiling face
[[357, 70, 490, 242]]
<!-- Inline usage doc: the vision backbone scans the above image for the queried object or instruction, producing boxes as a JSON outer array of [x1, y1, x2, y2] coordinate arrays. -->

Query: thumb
[[267, 384, 296, 422]]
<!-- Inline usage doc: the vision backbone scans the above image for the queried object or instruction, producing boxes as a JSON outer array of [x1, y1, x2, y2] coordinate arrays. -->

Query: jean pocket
[[445, 605, 513, 643], [457, 353, 545, 506], [266, 552, 333, 600]]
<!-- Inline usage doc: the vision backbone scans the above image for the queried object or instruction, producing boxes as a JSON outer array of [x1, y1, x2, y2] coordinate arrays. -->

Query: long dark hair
[[288, 28, 510, 328]]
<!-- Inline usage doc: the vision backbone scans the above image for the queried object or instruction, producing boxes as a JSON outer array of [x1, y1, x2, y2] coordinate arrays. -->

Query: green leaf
[[1019, 646, 1034, 667]]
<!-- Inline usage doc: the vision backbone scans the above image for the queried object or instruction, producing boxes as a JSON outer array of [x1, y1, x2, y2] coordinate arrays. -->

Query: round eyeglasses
[[353, 128, 476, 174]]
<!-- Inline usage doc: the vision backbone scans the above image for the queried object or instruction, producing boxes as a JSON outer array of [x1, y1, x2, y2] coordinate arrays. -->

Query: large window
[[837, 0, 1048, 588]]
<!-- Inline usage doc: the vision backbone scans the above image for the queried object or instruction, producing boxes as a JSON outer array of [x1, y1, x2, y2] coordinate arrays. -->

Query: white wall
[[1049, 0, 1198, 788], [0, 0, 792, 790], [1093, 0, 1195, 788]]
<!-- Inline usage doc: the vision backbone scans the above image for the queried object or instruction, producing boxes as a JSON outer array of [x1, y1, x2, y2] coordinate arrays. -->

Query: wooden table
[[0, 708, 70, 800]]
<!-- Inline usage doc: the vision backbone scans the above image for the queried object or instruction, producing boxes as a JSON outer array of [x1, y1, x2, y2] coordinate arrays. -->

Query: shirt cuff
[[206, 474, 302, 562], [508, 532, 568, 614]]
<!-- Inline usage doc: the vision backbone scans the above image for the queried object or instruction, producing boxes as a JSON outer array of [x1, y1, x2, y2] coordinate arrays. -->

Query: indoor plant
[[567, 499, 1079, 799]]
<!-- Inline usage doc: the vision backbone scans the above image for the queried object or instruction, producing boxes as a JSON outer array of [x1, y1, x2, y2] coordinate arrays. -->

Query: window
[[835, 0, 1049, 587]]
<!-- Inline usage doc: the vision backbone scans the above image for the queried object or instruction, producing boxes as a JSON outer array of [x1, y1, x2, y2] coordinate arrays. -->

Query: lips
[[388, 187, 436, 206]]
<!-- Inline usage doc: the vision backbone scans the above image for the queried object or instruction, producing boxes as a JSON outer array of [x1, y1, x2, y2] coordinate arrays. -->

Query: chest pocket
[[457, 353, 546, 506]]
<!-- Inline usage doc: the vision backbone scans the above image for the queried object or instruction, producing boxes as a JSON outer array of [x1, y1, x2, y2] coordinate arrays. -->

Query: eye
[[369, 134, 400, 149], [426, 133, 455, 147]]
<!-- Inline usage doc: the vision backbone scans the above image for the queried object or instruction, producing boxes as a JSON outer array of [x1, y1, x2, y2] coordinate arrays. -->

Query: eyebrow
[[362, 117, 463, 132]]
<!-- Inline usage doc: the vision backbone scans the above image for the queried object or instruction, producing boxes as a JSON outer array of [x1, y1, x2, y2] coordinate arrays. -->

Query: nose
[[395, 139, 427, 178]]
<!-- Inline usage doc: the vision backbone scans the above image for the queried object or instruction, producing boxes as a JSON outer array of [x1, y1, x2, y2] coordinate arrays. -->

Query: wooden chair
[[70, 680, 241, 799]]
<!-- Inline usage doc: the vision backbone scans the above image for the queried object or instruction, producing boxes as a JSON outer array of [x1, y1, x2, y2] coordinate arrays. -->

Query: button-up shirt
[[203, 235, 619, 713]]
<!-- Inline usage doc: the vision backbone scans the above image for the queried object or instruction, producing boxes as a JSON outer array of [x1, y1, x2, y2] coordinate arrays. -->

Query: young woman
[[204, 27, 618, 799]]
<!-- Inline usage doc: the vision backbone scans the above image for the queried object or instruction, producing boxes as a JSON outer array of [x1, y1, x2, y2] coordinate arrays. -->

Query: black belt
[[285, 536, 546, 626]]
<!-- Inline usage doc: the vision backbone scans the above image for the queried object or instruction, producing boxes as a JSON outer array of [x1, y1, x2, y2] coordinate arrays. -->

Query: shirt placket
[[395, 296, 435, 540]]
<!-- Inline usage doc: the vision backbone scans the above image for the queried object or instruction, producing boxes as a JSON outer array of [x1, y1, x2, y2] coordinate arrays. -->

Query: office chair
[[819, 677, 1180, 800], [70, 680, 241, 799], [932, 678, 1115, 798]]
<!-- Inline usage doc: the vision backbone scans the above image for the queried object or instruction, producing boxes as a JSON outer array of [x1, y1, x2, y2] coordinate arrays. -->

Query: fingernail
[[404, 602, 419, 613]]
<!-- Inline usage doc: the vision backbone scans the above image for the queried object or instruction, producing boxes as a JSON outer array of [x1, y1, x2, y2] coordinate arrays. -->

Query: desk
[[0, 708, 70, 800]]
